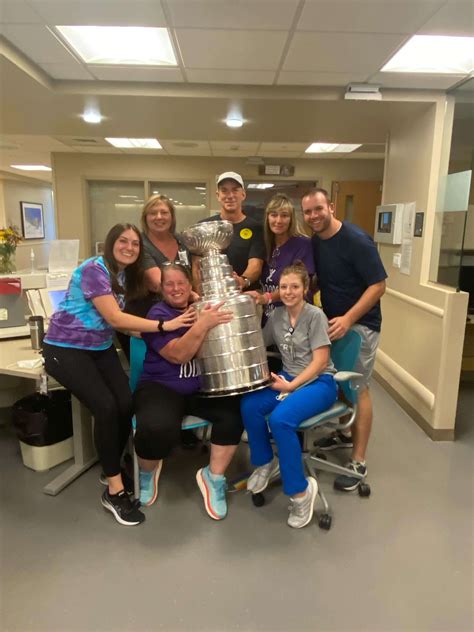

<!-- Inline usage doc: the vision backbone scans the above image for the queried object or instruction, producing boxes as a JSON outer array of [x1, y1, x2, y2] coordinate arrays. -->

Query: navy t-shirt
[[311, 222, 387, 332]]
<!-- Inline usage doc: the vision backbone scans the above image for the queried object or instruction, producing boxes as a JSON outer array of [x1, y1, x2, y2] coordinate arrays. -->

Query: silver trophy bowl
[[181, 220, 233, 256], [180, 220, 270, 397]]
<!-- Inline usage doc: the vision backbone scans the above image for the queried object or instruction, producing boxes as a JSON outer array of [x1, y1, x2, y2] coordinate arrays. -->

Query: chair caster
[[252, 492, 265, 507], [358, 482, 371, 497], [318, 513, 332, 530]]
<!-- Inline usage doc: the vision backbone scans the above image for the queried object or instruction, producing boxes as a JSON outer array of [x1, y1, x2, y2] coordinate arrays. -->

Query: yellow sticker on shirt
[[240, 228, 252, 240]]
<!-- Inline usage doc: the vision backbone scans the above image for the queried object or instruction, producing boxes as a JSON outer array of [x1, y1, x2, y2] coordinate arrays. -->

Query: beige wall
[[51, 152, 384, 257], [376, 96, 469, 438], [0, 174, 56, 270]]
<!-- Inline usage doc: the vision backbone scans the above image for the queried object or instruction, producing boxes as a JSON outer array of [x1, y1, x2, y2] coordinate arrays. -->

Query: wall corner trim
[[374, 372, 454, 441], [376, 348, 435, 410]]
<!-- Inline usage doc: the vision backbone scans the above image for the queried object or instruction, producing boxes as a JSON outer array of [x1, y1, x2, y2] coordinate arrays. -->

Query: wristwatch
[[157, 319, 165, 333], [242, 276, 251, 289]]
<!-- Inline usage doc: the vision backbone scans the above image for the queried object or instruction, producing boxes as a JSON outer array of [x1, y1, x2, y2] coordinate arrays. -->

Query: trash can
[[12, 391, 74, 471]]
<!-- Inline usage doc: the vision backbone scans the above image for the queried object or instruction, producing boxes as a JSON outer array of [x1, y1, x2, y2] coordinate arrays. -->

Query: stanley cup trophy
[[181, 220, 270, 397]]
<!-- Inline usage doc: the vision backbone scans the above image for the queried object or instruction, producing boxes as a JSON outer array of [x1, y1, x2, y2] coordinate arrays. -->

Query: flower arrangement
[[0, 226, 22, 274]]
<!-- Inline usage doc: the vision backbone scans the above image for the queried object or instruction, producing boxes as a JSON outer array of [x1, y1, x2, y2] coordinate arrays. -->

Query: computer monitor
[[38, 287, 68, 319]]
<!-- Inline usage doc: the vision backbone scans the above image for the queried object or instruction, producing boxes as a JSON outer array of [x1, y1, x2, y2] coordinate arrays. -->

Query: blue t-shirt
[[141, 301, 201, 395], [311, 222, 387, 332], [44, 256, 125, 350]]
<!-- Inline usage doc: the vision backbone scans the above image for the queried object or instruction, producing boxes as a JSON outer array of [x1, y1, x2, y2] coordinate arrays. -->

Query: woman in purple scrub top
[[134, 263, 243, 522]]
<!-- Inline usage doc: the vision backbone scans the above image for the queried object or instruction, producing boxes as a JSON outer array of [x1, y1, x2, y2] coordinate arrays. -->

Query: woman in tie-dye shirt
[[43, 223, 194, 527]]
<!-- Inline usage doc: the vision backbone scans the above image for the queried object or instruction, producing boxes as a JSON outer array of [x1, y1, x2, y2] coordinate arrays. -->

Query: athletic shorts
[[351, 324, 380, 387]]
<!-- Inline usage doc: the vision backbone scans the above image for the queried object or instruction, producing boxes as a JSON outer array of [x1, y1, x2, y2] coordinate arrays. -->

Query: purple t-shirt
[[44, 257, 124, 350], [261, 235, 315, 318], [141, 301, 201, 395]]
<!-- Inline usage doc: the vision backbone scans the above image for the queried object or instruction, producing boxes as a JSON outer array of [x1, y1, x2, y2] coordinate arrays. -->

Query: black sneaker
[[101, 489, 145, 526], [315, 431, 353, 451], [334, 461, 367, 492]]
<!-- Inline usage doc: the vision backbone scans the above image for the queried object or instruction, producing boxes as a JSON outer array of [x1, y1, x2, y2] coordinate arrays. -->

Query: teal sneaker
[[196, 466, 227, 520], [139, 461, 163, 507]]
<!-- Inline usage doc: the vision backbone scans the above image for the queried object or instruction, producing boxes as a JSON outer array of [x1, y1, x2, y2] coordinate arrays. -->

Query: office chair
[[251, 329, 369, 530], [129, 336, 211, 499]]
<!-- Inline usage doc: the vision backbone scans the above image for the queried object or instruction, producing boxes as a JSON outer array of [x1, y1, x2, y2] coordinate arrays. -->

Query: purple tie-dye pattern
[[45, 257, 125, 351]]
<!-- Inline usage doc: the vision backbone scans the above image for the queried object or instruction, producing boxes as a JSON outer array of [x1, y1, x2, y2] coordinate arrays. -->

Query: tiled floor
[[1, 379, 472, 632]]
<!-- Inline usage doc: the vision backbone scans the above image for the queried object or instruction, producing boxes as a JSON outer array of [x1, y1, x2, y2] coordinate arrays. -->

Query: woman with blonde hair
[[140, 194, 191, 295], [253, 193, 314, 320]]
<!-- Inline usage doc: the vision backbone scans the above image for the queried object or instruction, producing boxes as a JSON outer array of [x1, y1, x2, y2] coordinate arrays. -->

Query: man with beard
[[302, 188, 386, 492]]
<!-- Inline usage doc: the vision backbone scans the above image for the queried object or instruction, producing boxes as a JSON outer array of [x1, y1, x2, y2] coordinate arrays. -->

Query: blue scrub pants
[[241, 372, 338, 496]]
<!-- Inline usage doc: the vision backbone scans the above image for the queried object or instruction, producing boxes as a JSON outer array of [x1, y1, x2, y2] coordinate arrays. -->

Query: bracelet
[[265, 292, 273, 305], [157, 319, 165, 333], [242, 276, 251, 289]]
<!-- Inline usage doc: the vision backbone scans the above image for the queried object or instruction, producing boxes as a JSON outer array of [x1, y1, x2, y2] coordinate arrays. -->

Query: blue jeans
[[241, 373, 338, 496]]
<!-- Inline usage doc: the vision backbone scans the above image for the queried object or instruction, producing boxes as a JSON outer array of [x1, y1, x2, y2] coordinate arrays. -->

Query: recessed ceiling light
[[10, 165, 52, 171], [105, 138, 162, 149], [56, 26, 177, 66], [81, 109, 102, 124], [381, 35, 474, 74], [247, 183, 274, 189], [225, 117, 244, 128], [305, 143, 361, 153]]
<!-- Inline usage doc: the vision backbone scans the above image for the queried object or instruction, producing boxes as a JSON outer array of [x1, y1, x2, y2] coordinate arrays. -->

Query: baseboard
[[374, 371, 455, 441]]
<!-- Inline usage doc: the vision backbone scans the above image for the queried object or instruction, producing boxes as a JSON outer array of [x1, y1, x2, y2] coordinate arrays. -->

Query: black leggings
[[134, 381, 243, 460], [42, 343, 133, 477]]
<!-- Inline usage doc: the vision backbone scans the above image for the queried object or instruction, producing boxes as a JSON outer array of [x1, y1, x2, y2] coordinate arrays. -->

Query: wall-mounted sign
[[259, 164, 295, 177]]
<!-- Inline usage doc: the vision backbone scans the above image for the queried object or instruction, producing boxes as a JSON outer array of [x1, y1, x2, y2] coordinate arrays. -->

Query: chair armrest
[[267, 351, 281, 359], [334, 371, 363, 382]]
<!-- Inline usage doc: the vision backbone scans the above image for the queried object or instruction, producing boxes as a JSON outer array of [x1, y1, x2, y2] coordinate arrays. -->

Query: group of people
[[43, 171, 386, 529]]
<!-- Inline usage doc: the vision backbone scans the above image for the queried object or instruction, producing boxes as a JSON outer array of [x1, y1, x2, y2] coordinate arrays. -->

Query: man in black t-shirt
[[302, 187, 387, 492], [194, 172, 265, 291]]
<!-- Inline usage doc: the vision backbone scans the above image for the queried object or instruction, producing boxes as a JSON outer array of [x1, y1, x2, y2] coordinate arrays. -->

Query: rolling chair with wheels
[[128, 336, 211, 500], [251, 329, 368, 530]]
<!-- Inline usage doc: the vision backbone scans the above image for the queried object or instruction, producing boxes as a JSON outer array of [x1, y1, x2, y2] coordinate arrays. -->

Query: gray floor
[[1, 380, 473, 632]]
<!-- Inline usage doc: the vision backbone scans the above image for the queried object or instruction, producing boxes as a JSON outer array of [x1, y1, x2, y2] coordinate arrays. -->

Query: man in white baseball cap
[[195, 172, 265, 291]]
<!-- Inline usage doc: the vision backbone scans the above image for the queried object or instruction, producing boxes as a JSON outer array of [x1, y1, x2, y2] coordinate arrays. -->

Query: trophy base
[[199, 378, 271, 398]]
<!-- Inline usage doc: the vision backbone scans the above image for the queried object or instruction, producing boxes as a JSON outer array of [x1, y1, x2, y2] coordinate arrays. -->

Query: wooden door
[[332, 181, 382, 237]]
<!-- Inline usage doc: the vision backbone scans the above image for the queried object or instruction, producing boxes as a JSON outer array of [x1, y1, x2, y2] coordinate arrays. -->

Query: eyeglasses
[[270, 247, 280, 269]]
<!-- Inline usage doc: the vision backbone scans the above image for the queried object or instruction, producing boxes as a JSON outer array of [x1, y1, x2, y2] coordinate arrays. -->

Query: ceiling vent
[[71, 138, 100, 145], [344, 84, 382, 101]]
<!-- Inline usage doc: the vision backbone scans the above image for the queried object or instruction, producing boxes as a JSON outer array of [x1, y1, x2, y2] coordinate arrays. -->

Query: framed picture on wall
[[20, 202, 45, 239]]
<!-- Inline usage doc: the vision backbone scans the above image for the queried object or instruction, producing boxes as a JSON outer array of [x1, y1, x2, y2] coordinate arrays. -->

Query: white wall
[[0, 175, 56, 270]]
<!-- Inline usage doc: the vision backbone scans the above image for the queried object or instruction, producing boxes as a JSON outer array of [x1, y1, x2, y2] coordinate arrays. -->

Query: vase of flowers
[[0, 226, 22, 274]]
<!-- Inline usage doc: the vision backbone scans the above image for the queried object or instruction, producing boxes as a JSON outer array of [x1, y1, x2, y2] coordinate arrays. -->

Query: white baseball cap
[[216, 172, 244, 188]]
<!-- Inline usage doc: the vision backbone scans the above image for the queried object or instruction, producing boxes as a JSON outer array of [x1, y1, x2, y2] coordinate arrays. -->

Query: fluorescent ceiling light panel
[[305, 143, 361, 153], [381, 35, 474, 74], [247, 183, 274, 189], [56, 26, 177, 66], [10, 165, 52, 171], [105, 138, 162, 149]]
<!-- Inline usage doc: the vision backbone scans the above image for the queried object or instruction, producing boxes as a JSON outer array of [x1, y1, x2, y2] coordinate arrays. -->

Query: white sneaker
[[287, 477, 318, 529], [246, 458, 280, 494]]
